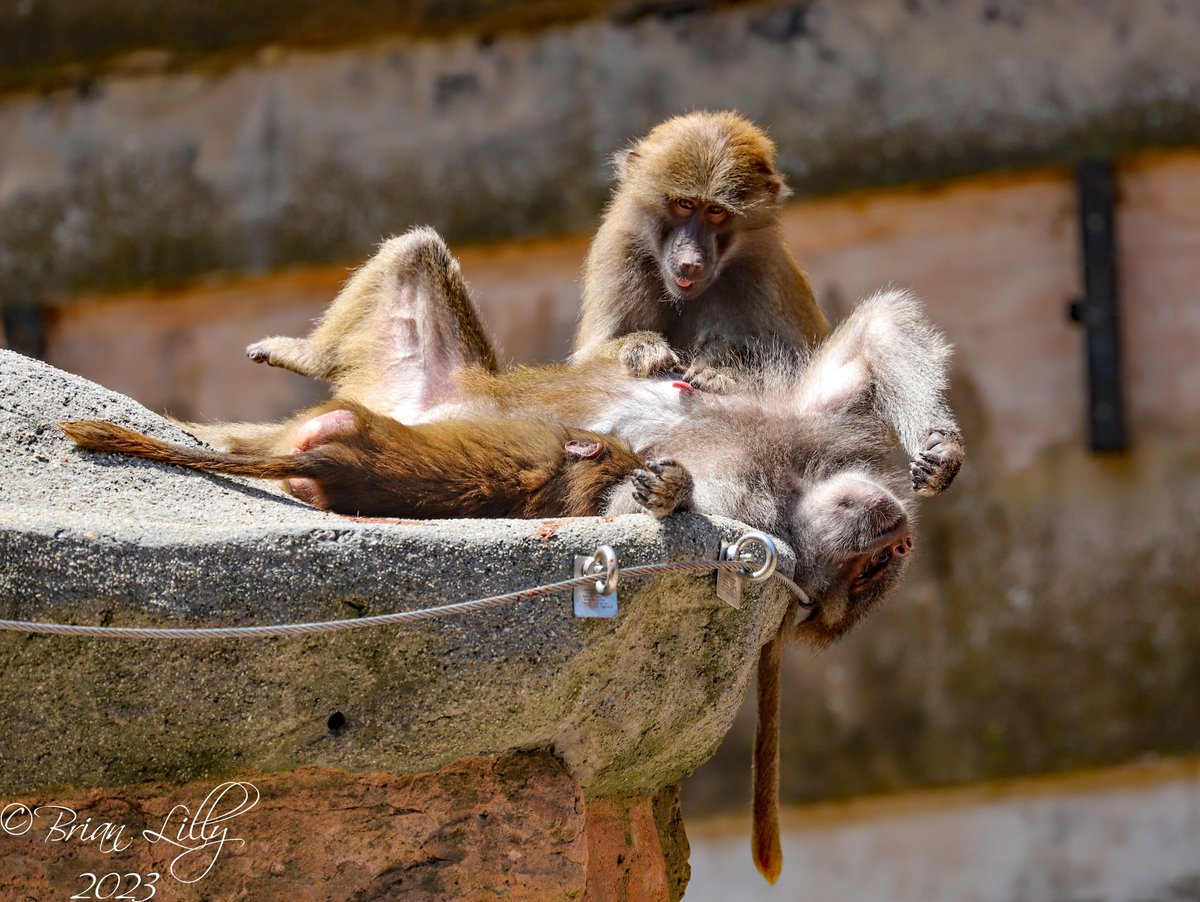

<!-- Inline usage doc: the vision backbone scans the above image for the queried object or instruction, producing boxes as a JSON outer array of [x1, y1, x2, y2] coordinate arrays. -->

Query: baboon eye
[[670, 198, 696, 217], [704, 204, 730, 225]]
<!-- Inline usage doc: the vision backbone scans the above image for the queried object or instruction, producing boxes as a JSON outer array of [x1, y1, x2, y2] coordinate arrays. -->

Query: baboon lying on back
[[62, 228, 963, 883]]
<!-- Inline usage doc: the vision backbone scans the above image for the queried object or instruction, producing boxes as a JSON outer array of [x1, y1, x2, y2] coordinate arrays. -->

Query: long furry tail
[[58, 420, 313, 480], [752, 621, 786, 883]]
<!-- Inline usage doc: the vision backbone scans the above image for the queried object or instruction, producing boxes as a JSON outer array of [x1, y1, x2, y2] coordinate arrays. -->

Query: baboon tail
[[58, 420, 314, 480], [752, 625, 786, 884]]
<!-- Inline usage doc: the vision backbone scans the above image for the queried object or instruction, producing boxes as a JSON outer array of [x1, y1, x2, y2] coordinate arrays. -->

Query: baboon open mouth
[[847, 522, 913, 593], [663, 272, 709, 298]]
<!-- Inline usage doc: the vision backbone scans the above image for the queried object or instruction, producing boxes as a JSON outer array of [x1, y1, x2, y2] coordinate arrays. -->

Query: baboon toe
[[246, 341, 271, 363]]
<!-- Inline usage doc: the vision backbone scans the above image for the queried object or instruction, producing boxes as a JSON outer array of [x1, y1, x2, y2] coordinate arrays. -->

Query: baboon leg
[[246, 336, 337, 380], [245, 226, 499, 423]]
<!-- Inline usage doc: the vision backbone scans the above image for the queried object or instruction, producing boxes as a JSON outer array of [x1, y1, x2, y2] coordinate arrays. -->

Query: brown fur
[[61, 401, 644, 519], [573, 111, 829, 382], [75, 225, 960, 887], [571, 113, 831, 880], [752, 616, 788, 883]]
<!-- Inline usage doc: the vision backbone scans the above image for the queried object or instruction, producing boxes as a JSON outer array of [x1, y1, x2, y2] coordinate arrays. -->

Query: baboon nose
[[680, 261, 704, 277], [894, 536, 914, 556]]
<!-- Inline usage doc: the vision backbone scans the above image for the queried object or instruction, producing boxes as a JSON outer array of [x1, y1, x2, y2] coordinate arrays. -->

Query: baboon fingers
[[619, 337, 681, 378], [681, 361, 739, 394], [910, 429, 964, 495], [630, 459, 692, 517]]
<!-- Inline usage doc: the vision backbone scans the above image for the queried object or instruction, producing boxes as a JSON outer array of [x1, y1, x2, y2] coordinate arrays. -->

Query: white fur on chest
[[583, 380, 696, 450]]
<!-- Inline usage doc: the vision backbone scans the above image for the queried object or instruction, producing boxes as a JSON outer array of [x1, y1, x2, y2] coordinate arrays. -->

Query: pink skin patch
[[671, 380, 695, 394], [564, 440, 604, 460], [287, 409, 358, 506]]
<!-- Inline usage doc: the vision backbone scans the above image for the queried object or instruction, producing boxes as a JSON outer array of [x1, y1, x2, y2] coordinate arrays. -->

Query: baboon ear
[[564, 440, 604, 459], [766, 174, 792, 202], [613, 149, 640, 182]]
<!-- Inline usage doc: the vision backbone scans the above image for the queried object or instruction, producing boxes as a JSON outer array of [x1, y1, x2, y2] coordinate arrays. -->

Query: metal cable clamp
[[716, 531, 778, 608], [573, 545, 619, 618]]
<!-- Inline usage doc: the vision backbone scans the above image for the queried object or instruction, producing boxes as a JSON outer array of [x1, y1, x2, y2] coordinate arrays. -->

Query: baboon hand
[[631, 458, 693, 517], [682, 359, 739, 394], [910, 429, 964, 496], [619, 336, 682, 378]]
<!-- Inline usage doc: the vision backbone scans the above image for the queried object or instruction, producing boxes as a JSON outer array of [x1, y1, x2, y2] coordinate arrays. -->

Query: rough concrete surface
[[0, 348, 791, 800]]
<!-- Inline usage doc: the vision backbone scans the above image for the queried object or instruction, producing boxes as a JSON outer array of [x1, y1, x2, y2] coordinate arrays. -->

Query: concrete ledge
[[0, 348, 791, 801]]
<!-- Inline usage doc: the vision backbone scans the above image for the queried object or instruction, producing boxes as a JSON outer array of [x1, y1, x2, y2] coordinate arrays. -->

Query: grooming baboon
[[243, 113, 828, 391], [62, 229, 962, 884], [572, 110, 830, 389]]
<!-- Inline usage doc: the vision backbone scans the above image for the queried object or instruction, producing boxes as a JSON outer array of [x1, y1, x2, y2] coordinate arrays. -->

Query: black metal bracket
[[1067, 159, 1127, 452]]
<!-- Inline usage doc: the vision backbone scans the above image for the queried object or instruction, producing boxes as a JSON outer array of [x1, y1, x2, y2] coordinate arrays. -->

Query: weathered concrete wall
[[688, 148, 1200, 811], [687, 758, 1200, 902], [3, 0, 1200, 309], [0, 755, 688, 900], [0, 0, 741, 94]]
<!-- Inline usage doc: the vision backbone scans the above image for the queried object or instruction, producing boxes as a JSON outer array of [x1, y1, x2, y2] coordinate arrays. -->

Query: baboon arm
[[795, 289, 963, 493], [582, 331, 682, 379]]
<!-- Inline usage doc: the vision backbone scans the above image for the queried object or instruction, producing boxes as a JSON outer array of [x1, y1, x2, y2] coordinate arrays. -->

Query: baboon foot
[[910, 429, 964, 496], [632, 457, 693, 517]]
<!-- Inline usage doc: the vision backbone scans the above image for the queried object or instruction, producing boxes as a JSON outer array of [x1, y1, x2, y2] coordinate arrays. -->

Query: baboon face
[[786, 471, 914, 645], [659, 196, 735, 300], [616, 110, 789, 303]]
